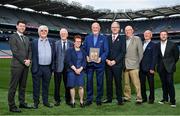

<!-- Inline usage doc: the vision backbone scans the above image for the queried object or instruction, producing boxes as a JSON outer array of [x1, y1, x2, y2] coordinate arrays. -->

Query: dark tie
[[20, 35, 26, 46], [112, 35, 116, 42], [63, 41, 66, 53]]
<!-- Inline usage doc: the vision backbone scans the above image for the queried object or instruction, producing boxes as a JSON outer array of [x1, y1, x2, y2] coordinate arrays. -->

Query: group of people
[[7, 20, 179, 113]]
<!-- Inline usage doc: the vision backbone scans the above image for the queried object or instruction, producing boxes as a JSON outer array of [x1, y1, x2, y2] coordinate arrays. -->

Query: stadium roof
[[1, 0, 180, 21]]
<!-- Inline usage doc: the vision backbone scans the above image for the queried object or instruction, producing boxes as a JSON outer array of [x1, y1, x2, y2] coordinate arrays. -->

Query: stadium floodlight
[[81, 18, 95, 21], [134, 17, 148, 21], [152, 16, 165, 19], [66, 16, 78, 19], [22, 8, 35, 12], [3, 4, 18, 9], [115, 19, 130, 21], [169, 14, 180, 17]]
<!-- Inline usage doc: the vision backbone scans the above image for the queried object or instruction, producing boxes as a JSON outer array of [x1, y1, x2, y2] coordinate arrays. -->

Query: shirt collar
[[61, 39, 67, 43], [17, 31, 23, 37], [112, 34, 118, 38], [39, 38, 48, 41], [161, 40, 167, 45]]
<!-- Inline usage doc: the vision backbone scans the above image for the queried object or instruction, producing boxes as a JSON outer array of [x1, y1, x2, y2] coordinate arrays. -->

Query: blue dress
[[67, 50, 85, 87]]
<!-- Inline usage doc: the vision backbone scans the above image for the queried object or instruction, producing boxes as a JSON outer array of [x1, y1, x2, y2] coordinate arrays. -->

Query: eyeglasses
[[40, 30, 48, 32]]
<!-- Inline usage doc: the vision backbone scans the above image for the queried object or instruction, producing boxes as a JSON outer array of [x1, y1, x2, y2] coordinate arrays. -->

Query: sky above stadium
[[69, 0, 180, 11]]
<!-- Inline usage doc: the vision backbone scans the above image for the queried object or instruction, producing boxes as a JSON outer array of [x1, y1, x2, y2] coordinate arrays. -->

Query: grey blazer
[[9, 33, 31, 67], [125, 36, 143, 69], [54, 39, 73, 72]]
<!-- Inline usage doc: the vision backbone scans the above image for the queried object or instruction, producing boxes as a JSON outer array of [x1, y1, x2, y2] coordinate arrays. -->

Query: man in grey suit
[[54, 28, 73, 106], [8, 20, 32, 112], [123, 25, 143, 104]]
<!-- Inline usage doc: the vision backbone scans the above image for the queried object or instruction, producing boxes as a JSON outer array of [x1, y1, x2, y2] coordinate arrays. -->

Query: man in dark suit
[[157, 30, 179, 108], [31, 25, 55, 109], [103, 22, 126, 105], [83, 22, 109, 106], [8, 20, 32, 112], [53, 28, 73, 106], [139, 30, 156, 104]]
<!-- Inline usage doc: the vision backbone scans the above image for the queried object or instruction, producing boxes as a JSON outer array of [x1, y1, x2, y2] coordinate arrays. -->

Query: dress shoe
[[142, 99, 147, 103], [102, 99, 112, 103], [96, 102, 102, 106], [71, 103, 75, 108], [135, 101, 142, 105], [19, 103, 33, 109], [148, 100, 154, 104], [9, 107, 21, 113], [33, 103, 38, 109], [85, 101, 92, 106], [43, 103, 53, 108], [80, 103, 85, 108], [123, 99, 130, 102], [117, 101, 124, 105], [54, 101, 60, 106]]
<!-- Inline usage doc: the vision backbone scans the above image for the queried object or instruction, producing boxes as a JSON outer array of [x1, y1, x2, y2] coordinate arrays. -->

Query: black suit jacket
[[106, 34, 126, 68], [140, 41, 157, 72], [9, 33, 31, 67], [157, 40, 179, 73], [31, 38, 55, 74]]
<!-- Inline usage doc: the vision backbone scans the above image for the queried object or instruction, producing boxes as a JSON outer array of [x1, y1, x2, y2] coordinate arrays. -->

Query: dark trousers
[[139, 70, 154, 101], [32, 65, 52, 104], [158, 65, 176, 104], [8, 66, 29, 108], [86, 67, 104, 103], [105, 66, 123, 102], [54, 68, 71, 103]]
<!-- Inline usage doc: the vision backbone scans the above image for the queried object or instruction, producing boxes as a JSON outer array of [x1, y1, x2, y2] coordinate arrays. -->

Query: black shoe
[[96, 102, 102, 106], [71, 103, 75, 108], [102, 99, 112, 103], [123, 99, 130, 102], [148, 100, 154, 104], [33, 103, 38, 109], [117, 101, 124, 105], [142, 99, 147, 103], [66, 101, 71, 106], [43, 103, 53, 108], [135, 101, 142, 105], [19, 103, 33, 109], [9, 107, 21, 113], [80, 103, 85, 108], [170, 103, 176, 108], [54, 101, 60, 106], [85, 101, 92, 106]]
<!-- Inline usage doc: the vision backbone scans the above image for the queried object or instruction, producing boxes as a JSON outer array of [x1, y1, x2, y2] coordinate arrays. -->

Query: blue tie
[[93, 36, 98, 46]]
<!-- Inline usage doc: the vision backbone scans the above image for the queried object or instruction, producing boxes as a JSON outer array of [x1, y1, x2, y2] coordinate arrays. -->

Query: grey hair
[[38, 25, 48, 33]]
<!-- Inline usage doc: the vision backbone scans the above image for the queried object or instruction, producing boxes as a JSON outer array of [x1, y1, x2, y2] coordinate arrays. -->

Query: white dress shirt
[[143, 40, 151, 51], [161, 40, 167, 56]]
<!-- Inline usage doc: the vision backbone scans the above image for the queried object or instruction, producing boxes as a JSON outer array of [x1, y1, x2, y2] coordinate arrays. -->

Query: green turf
[[0, 59, 180, 115]]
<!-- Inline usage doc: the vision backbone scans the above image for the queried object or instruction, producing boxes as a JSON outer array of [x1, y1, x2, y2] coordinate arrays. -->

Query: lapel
[[127, 37, 133, 50], [35, 39, 39, 57], [164, 41, 170, 57], [144, 41, 151, 53], [158, 42, 163, 57]]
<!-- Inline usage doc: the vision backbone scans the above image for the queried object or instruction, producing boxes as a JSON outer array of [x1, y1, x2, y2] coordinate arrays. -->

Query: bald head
[[91, 22, 101, 35], [125, 25, 134, 37], [144, 30, 152, 40]]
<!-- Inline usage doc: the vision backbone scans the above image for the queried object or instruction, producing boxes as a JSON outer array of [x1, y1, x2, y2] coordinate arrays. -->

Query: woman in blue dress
[[65, 35, 86, 108]]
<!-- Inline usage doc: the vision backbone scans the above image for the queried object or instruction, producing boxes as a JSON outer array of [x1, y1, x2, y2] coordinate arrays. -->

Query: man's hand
[[24, 59, 31, 67], [96, 58, 101, 63], [149, 70, 155, 74], [106, 59, 111, 66], [110, 60, 116, 66]]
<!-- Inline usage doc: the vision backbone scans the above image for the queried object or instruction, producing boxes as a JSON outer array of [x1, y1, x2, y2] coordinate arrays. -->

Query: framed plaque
[[89, 48, 100, 62]]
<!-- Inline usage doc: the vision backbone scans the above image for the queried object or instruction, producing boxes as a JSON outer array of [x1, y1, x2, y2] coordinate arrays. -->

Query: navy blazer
[[140, 41, 157, 72], [106, 34, 126, 68], [65, 47, 86, 72], [83, 34, 109, 68], [157, 40, 179, 73], [31, 38, 55, 74]]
